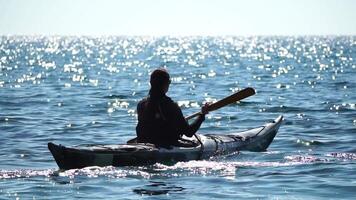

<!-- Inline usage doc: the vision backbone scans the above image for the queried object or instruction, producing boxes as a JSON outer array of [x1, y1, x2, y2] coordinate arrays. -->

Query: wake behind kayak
[[48, 116, 283, 170]]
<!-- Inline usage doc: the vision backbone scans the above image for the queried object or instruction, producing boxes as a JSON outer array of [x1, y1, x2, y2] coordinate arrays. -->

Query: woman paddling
[[136, 68, 209, 147]]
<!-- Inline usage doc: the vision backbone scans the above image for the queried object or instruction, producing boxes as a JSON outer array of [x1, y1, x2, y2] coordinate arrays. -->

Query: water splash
[[1, 151, 355, 181], [0, 157, 329, 180]]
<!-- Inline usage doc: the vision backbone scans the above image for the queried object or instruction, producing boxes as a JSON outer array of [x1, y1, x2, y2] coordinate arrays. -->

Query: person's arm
[[183, 113, 205, 137], [170, 103, 209, 137]]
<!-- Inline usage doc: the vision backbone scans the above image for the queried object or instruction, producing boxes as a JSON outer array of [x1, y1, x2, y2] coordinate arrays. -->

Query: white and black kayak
[[48, 116, 283, 170]]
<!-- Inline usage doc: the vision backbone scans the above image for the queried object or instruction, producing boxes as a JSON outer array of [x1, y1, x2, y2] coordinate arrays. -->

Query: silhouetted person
[[136, 68, 208, 147]]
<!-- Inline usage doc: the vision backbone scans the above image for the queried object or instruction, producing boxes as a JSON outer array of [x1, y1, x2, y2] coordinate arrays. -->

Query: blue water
[[0, 36, 355, 199]]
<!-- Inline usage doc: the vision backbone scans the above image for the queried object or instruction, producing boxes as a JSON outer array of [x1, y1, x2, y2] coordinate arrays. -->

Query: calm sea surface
[[0, 36, 355, 199]]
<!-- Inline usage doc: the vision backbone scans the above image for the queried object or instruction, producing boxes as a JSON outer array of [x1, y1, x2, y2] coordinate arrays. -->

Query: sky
[[0, 0, 355, 36]]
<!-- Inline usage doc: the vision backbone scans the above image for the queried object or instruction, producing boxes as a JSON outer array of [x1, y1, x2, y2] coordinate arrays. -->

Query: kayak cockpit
[[126, 137, 200, 149]]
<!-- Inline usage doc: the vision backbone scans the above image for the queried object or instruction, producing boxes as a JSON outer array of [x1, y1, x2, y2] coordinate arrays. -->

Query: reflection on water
[[133, 181, 185, 195], [0, 36, 355, 199]]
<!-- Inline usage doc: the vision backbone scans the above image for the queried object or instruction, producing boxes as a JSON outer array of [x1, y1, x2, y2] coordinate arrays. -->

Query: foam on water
[[1, 152, 354, 180]]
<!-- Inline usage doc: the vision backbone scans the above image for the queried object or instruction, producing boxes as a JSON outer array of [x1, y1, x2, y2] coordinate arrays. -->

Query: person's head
[[150, 68, 171, 94]]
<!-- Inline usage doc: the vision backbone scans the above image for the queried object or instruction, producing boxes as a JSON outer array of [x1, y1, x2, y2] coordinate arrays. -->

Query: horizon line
[[1, 34, 355, 37]]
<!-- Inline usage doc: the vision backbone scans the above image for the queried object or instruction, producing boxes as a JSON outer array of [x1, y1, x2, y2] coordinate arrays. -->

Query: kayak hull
[[48, 116, 283, 170]]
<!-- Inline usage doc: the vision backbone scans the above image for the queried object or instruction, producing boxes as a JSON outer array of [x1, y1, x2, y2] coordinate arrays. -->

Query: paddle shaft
[[185, 87, 255, 120]]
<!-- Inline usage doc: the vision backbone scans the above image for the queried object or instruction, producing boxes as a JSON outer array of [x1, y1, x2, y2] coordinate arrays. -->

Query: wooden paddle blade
[[208, 87, 255, 111]]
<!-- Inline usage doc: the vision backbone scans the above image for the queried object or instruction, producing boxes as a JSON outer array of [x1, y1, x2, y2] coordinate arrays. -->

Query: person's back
[[136, 95, 183, 145], [136, 68, 208, 147]]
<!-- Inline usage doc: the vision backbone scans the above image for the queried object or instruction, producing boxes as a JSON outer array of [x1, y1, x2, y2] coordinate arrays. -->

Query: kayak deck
[[48, 116, 283, 170]]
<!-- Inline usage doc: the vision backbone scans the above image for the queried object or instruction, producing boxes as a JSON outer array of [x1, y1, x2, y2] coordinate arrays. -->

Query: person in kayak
[[136, 68, 209, 147]]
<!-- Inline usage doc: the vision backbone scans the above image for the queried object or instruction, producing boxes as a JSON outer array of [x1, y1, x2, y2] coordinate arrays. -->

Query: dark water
[[0, 36, 355, 199]]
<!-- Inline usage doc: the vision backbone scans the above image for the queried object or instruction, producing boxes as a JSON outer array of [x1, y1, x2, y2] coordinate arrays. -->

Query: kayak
[[48, 115, 283, 170]]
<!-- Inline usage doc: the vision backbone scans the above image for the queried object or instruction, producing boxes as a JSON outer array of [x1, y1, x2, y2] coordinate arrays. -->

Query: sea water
[[0, 36, 355, 199]]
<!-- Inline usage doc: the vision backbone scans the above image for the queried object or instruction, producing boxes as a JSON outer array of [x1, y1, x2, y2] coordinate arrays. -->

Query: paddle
[[185, 87, 256, 120], [187, 87, 255, 150]]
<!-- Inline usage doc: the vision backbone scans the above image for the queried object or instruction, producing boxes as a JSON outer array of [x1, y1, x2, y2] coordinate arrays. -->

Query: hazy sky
[[1, 0, 355, 36]]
